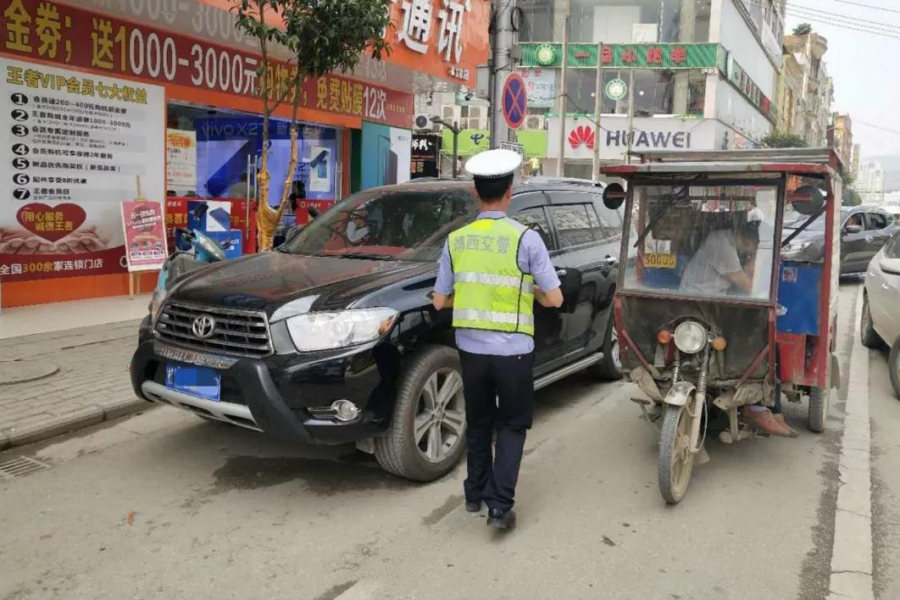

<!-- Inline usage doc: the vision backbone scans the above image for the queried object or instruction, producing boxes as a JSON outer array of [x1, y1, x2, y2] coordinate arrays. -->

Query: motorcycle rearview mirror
[[788, 185, 825, 216], [602, 183, 626, 210], [308, 206, 320, 219]]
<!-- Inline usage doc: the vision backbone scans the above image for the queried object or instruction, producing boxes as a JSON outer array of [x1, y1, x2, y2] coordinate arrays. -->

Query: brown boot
[[742, 407, 795, 438], [772, 413, 800, 438]]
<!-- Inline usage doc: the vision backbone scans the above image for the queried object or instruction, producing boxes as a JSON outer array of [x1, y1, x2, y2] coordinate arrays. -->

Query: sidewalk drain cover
[[0, 456, 51, 481], [0, 360, 58, 385]]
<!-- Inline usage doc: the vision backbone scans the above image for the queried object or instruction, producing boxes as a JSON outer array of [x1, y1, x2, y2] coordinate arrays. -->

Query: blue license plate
[[165, 363, 221, 401]]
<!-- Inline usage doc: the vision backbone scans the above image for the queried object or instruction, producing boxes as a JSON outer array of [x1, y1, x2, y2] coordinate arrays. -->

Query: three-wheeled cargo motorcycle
[[601, 149, 842, 504]]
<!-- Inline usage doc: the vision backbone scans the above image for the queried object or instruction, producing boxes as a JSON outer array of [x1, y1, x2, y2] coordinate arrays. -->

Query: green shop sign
[[522, 43, 723, 70], [442, 129, 548, 157]]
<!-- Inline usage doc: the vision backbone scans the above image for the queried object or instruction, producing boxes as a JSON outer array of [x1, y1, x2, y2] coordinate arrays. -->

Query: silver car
[[861, 230, 900, 398]]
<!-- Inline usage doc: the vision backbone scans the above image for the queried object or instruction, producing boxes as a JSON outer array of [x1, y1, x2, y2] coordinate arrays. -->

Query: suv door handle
[[866, 235, 874, 243], [603, 255, 619, 267]]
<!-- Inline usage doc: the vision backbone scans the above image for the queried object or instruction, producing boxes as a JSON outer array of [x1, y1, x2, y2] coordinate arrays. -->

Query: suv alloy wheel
[[374, 345, 467, 481]]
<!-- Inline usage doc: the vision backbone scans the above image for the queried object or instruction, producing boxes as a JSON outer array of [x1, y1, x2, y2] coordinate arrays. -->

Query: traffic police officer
[[432, 149, 563, 530]]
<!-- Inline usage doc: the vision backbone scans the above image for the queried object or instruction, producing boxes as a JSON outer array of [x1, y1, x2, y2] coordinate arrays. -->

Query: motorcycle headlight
[[286, 308, 398, 352], [674, 321, 708, 355], [149, 288, 167, 323]]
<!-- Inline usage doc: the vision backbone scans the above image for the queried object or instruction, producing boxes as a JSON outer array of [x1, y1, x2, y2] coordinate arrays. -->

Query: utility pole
[[592, 42, 603, 183], [625, 68, 635, 164], [556, 0, 571, 176], [490, 0, 514, 149]]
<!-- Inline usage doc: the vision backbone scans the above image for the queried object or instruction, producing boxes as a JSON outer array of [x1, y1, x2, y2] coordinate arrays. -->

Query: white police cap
[[464, 149, 522, 179]]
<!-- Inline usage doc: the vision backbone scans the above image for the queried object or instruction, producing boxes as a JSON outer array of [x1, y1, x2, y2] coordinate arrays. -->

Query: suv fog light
[[332, 400, 360, 422]]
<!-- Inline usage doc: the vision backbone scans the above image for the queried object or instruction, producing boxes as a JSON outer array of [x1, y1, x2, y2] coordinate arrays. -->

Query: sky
[[784, 0, 900, 159]]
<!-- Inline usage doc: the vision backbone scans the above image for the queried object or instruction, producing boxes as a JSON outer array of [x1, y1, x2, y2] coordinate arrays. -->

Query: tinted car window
[[868, 212, 889, 230], [282, 187, 477, 261], [511, 206, 554, 249], [549, 204, 600, 248]]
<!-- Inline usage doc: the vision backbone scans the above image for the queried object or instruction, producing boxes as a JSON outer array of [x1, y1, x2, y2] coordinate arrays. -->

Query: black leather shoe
[[486, 508, 516, 530], [465, 500, 482, 513]]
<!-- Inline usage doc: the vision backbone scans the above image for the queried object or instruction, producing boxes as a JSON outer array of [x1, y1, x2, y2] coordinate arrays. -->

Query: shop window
[[518, 0, 556, 42], [565, 69, 706, 117], [570, 0, 711, 44], [166, 103, 339, 214]]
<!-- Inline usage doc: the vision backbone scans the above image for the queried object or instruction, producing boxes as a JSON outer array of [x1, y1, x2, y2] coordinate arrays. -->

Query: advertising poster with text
[[0, 57, 165, 282], [121, 200, 168, 271]]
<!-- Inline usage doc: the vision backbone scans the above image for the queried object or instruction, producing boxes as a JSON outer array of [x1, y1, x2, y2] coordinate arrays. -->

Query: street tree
[[793, 23, 812, 35], [233, 0, 392, 250]]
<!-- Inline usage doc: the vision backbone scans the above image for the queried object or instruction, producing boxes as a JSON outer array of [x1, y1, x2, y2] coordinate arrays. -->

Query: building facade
[[832, 114, 853, 168], [507, 0, 784, 178], [857, 161, 886, 206], [782, 31, 833, 147], [0, 0, 490, 307]]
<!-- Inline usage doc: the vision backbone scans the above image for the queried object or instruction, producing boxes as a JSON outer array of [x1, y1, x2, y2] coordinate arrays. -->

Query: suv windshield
[[623, 183, 779, 301], [281, 186, 477, 262]]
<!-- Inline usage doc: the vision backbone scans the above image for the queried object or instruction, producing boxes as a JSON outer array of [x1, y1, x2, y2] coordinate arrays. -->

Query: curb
[[0, 397, 151, 452]]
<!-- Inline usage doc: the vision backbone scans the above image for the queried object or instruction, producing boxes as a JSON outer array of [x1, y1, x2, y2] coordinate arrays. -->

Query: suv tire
[[589, 314, 623, 380], [374, 345, 467, 482]]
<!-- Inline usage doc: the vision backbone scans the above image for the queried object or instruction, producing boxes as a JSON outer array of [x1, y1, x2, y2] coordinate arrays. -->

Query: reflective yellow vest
[[448, 217, 535, 336]]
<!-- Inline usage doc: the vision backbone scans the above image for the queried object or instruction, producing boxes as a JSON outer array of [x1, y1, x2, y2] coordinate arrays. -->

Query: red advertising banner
[[0, 0, 414, 128], [121, 200, 167, 271]]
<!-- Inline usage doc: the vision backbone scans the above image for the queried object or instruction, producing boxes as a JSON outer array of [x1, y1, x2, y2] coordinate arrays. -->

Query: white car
[[861, 230, 900, 398]]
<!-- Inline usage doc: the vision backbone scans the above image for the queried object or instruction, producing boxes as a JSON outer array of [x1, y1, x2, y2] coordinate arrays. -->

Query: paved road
[[0, 281, 896, 600]]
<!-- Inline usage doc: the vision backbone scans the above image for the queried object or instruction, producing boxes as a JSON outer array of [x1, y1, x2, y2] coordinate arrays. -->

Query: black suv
[[783, 205, 899, 274], [130, 180, 623, 481]]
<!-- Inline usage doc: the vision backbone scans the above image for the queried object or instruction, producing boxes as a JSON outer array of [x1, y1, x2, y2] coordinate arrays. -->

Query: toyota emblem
[[192, 315, 217, 339]]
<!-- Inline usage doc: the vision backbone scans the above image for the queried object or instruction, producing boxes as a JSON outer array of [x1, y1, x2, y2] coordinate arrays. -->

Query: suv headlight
[[286, 308, 399, 352], [674, 321, 707, 354], [785, 240, 812, 253]]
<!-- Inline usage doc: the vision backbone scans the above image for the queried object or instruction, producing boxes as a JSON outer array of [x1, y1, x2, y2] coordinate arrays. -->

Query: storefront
[[0, 0, 489, 308]]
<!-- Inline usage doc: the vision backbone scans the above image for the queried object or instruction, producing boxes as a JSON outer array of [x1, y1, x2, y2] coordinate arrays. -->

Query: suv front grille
[[155, 301, 273, 359]]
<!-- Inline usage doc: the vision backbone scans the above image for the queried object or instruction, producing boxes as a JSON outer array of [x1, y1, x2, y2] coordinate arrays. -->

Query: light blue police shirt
[[434, 211, 561, 356]]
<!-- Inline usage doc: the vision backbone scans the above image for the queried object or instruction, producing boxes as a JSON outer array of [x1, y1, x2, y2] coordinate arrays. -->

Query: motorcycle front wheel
[[659, 404, 696, 505]]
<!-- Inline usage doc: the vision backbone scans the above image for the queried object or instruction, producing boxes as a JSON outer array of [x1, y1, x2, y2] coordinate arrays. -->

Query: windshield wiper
[[323, 252, 394, 260]]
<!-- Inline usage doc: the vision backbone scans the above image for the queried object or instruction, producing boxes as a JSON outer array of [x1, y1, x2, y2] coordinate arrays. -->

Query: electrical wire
[[832, 0, 900, 15], [853, 120, 900, 137], [744, 0, 900, 39], [784, 1, 900, 30]]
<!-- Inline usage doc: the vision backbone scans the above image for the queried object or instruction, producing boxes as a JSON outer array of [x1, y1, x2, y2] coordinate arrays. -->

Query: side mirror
[[789, 185, 826, 216], [558, 269, 583, 312], [844, 224, 863, 235], [602, 183, 626, 210]]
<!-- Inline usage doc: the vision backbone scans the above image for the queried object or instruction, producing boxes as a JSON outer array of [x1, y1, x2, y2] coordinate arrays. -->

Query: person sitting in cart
[[679, 220, 761, 297], [678, 216, 796, 437]]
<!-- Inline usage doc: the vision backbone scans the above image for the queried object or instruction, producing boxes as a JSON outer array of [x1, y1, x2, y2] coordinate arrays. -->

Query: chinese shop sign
[[0, 0, 413, 128], [522, 43, 722, 70], [121, 200, 168, 271], [390, 0, 490, 87], [0, 56, 165, 282]]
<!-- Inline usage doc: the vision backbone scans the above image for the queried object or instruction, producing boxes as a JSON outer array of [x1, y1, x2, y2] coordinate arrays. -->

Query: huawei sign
[[568, 125, 596, 150]]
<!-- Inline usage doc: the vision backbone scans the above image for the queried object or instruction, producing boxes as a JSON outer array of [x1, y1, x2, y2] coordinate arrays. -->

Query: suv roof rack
[[523, 176, 605, 188]]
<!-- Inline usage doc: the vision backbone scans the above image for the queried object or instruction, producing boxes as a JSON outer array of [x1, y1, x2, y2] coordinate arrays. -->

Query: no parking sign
[[502, 73, 528, 130]]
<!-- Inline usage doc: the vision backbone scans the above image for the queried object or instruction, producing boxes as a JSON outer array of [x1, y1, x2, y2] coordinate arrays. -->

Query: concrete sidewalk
[[0, 320, 147, 450]]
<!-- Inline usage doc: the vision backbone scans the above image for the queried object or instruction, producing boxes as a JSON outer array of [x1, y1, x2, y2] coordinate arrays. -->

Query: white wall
[[715, 83, 772, 145], [719, 0, 776, 99]]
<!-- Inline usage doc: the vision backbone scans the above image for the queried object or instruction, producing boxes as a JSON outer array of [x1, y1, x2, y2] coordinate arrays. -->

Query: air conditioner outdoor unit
[[441, 105, 462, 126], [525, 115, 545, 130], [414, 113, 434, 130], [468, 106, 488, 121], [466, 117, 488, 130]]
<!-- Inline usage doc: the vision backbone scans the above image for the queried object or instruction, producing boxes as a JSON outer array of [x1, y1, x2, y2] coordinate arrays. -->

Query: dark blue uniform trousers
[[459, 350, 535, 513]]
